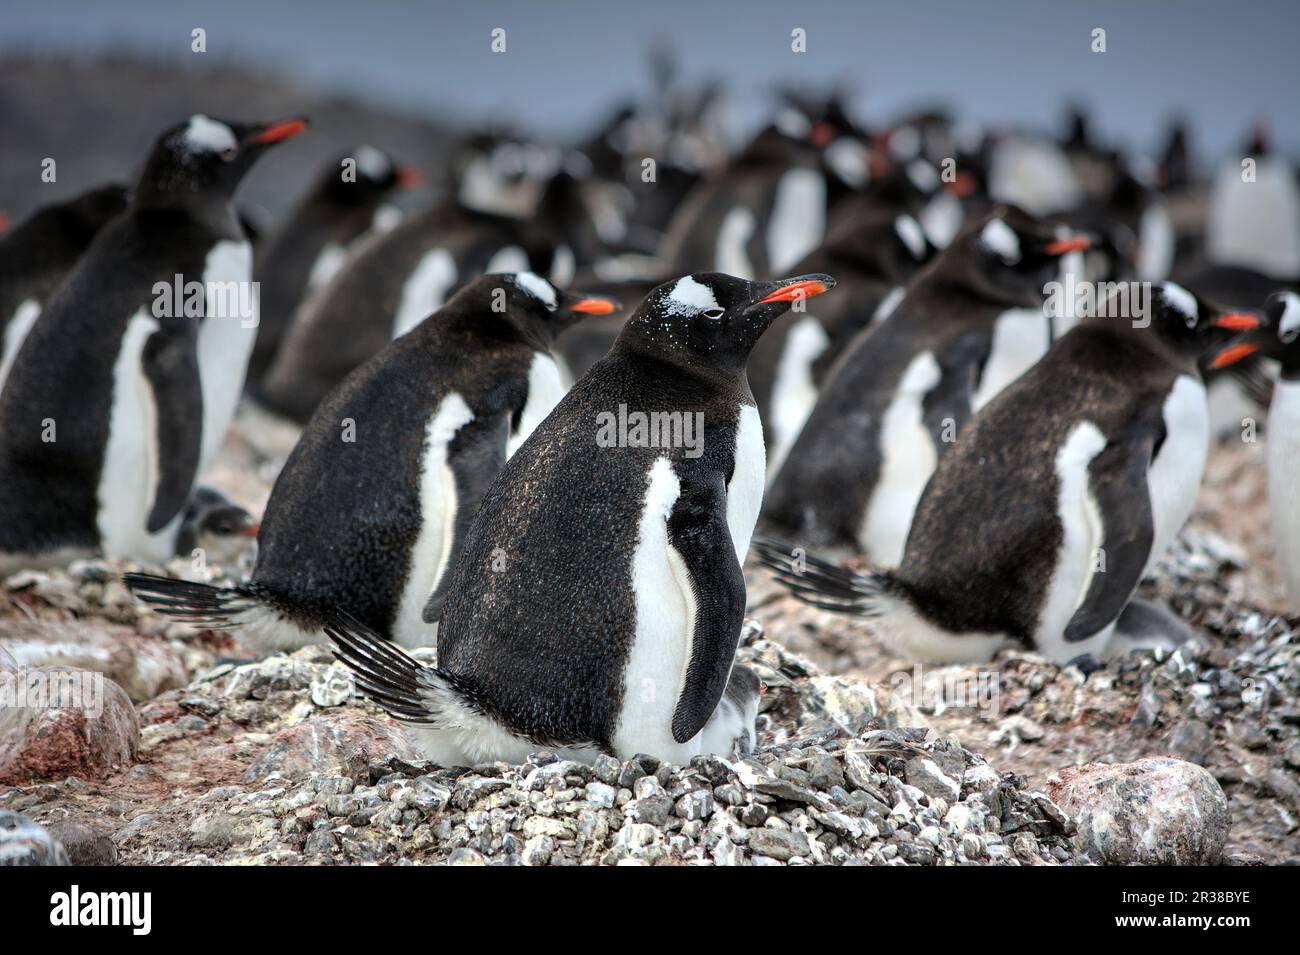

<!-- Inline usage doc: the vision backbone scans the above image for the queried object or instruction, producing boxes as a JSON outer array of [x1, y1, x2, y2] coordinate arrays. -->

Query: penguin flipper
[[422, 415, 509, 624], [666, 477, 747, 746], [142, 325, 204, 533], [1063, 435, 1156, 643]]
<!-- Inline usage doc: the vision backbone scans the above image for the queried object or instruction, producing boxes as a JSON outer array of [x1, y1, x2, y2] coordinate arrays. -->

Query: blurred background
[[2, 0, 1298, 220]]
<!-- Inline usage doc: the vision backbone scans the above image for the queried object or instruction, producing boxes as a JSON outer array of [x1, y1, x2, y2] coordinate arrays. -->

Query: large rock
[[1046, 757, 1231, 865], [244, 712, 420, 782], [0, 667, 139, 784], [0, 618, 187, 701]]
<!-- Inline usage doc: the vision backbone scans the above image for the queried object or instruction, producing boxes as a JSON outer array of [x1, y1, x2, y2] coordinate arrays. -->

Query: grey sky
[[3, 0, 1298, 158]]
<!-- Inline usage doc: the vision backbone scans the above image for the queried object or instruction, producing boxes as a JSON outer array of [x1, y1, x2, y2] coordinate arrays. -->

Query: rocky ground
[[0, 436, 1294, 865]]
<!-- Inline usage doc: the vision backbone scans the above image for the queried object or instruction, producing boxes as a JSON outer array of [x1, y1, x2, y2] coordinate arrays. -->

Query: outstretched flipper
[[422, 414, 509, 624], [142, 324, 204, 533], [752, 536, 898, 616], [666, 475, 748, 745], [123, 572, 251, 629], [1063, 432, 1156, 643]]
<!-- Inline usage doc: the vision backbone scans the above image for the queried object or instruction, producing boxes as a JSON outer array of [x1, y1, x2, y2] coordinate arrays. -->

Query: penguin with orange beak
[[0, 114, 306, 574], [128, 273, 618, 654], [758, 282, 1263, 666]]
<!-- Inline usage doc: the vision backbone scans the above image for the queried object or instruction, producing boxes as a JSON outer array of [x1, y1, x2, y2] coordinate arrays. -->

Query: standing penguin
[[1233, 291, 1300, 612], [747, 210, 936, 471], [324, 271, 834, 765], [758, 282, 1261, 665], [126, 273, 617, 651], [762, 207, 1090, 566], [0, 183, 128, 391], [0, 114, 306, 574], [246, 145, 421, 389]]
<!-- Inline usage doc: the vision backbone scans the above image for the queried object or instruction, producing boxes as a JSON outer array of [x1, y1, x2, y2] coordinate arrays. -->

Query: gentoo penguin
[[762, 207, 1090, 566], [246, 146, 421, 388], [660, 124, 836, 278], [757, 282, 1262, 665], [0, 114, 306, 574], [0, 184, 128, 392], [174, 485, 259, 567], [1236, 291, 1300, 612], [324, 271, 833, 765], [253, 200, 574, 428], [126, 274, 617, 652], [747, 210, 936, 471], [1206, 122, 1300, 280]]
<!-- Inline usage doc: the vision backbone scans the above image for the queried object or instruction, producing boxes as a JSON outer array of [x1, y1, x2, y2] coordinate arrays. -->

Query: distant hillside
[[0, 54, 456, 224]]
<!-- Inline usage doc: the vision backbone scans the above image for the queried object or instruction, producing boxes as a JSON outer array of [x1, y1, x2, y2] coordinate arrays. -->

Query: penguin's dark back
[[250, 317, 534, 632], [436, 349, 747, 749], [898, 323, 1182, 637]]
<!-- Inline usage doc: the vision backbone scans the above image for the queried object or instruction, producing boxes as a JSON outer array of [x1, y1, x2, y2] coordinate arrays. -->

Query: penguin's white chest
[[98, 309, 170, 561], [766, 167, 825, 273], [392, 248, 458, 339], [613, 404, 765, 762], [972, 307, 1052, 411], [508, 353, 566, 457], [196, 239, 255, 473], [860, 350, 942, 567], [0, 298, 41, 394], [393, 391, 475, 648], [1145, 375, 1210, 573], [767, 317, 829, 474], [1268, 380, 1300, 610]]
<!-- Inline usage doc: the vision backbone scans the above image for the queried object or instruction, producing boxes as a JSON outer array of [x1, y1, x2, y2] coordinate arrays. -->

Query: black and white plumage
[[246, 145, 420, 389], [0, 183, 128, 393], [762, 206, 1090, 566], [759, 282, 1262, 665], [0, 114, 306, 575], [173, 485, 258, 565], [329, 271, 832, 765], [127, 273, 615, 653]]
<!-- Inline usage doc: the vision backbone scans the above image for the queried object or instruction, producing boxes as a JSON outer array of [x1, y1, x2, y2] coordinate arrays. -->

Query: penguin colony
[[1, 86, 1296, 769]]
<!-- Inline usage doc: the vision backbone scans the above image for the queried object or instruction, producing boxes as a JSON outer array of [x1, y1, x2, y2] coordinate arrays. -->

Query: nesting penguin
[[174, 485, 259, 567], [0, 183, 128, 392], [758, 282, 1262, 665], [762, 207, 1090, 566], [325, 270, 834, 765], [126, 273, 616, 652], [747, 210, 936, 470], [0, 114, 306, 574], [246, 145, 421, 389]]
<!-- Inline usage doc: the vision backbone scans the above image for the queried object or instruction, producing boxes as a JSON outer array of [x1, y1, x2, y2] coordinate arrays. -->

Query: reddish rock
[[0, 667, 139, 784], [244, 713, 419, 781]]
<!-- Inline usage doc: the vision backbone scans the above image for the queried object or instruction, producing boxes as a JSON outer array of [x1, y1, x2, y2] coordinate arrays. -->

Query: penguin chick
[[174, 485, 259, 567], [759, 281, 1261, 665]]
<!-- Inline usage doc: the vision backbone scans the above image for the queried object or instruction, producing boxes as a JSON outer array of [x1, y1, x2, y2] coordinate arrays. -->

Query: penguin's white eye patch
[[664, 276, 721, 317], [183, 115, 238, 157], [906, 159, 939, 193], [894, 215, 927, 260], [1160, 281, 1198, 326], [513, 271, 558, 310], [354, 144, 391, 180], [979, 218, 1021, 263], [1279, 293, 1300, 343]]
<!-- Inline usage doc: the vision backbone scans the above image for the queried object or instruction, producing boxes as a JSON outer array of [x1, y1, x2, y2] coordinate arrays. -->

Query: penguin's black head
[[619, 272, 837, 382], [137, 114, 309, 207], [948, 206, 1092, 308], [824, 211, 936, 283], [1141, 282, 1262, 370], [1210, 290, 1300, 375], [56, 183, 130, 238], [322, 145, 422, 204], [459, 272, 618, 350]]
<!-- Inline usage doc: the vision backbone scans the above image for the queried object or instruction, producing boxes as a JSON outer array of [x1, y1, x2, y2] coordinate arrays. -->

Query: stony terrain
[[1, 429, 1292, 865]]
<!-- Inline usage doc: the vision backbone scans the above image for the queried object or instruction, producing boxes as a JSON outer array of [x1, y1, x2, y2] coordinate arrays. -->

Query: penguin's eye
[[1184, 312, 1197, 329], [1282, 327, 1299, 344], [703, 308, 725, 321], [220, 146, 239, 162]]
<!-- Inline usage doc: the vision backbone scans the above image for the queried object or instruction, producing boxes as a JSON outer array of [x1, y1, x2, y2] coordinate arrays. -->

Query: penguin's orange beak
[[944, 171, 977, 198], [0, 211, 8, 234], [1208, 342, 1262, 369], [396, 166, 424, 189], [1045, 236, 1092, 256], [1212, 312, 1261, 331], [252, 118, 309, 145], [241, 524, 261, 538], [753, 278, 834, 306], [569, 296, 618, 315], [809, 122, 836, 147]]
